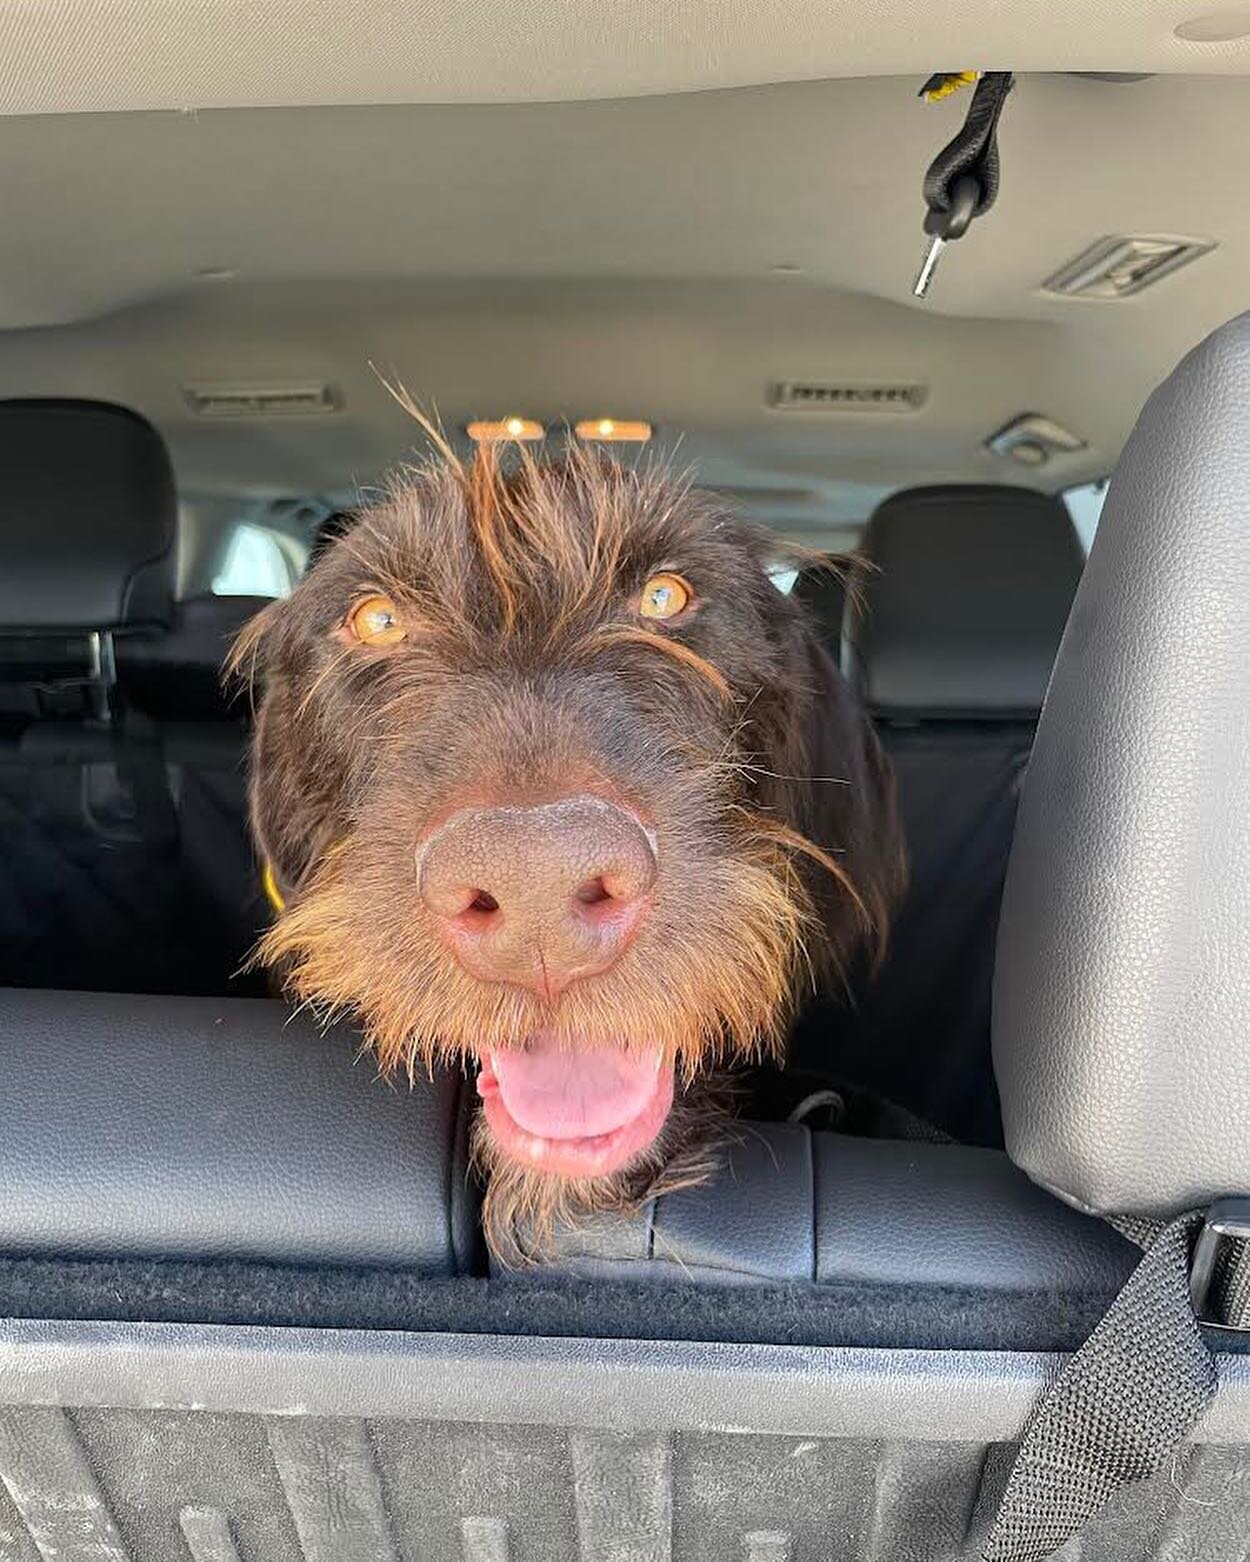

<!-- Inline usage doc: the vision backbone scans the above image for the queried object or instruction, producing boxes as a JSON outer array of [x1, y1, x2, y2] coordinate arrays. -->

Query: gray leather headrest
[[850, 485, 1084, 718], [0, 400, 176, 632], [994, 313, 1250, 1219]]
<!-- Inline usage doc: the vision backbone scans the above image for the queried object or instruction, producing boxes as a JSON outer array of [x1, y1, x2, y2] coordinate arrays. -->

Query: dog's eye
[[638, 573, 692, 621], [346, 593, 407, 646]]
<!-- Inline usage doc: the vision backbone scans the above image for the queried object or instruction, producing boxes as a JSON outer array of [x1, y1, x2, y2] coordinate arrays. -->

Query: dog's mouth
[[476, 1031, 675, 1179]]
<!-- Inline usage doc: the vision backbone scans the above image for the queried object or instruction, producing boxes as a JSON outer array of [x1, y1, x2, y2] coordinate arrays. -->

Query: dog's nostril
[[574, 876, 612, 907], [468, 890, 500, 914]]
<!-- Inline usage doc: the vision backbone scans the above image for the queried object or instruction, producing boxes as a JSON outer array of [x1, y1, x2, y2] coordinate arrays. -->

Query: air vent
[[1043, 236, 1215, 300], [182, 382, 340, 418], [769, 381, 927, 413]]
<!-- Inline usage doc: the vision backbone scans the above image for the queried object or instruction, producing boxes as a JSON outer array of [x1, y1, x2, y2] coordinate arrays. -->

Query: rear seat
[[118, 591, 271, 725], [0, 984, 1136, 1352], [538, 1117, 1134, 1310], [0, 400, 266, 995], [0, 986, 477, 1273], [795, 484, 1085, 1144], [118, 592, 275, 987]]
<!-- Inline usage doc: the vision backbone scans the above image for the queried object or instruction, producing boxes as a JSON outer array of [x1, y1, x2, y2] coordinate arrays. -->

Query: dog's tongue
[[486, 1037, 662, 1140]]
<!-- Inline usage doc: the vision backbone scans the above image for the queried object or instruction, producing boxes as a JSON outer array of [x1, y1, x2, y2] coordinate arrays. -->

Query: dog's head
[[236, 441, 903, 1256]]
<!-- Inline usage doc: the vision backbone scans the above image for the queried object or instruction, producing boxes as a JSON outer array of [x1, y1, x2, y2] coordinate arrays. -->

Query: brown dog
[[235, 438, 904, 1260]]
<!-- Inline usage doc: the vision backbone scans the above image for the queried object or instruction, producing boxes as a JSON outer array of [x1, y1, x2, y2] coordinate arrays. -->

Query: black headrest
[[307, 508, 358, 570], [118, 594, 271, 720], [848, 485, 1085, 718], [793, 565, 848, 652], [0, 399, 176, 632], [994, 313, 1250, 1219]]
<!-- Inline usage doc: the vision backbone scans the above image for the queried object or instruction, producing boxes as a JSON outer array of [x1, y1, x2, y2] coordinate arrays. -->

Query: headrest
[[118, 593, 271, 720], [0, 399, 176, 632], [793, 565, 848, 652], [994, 313, 1250, 1220], [0, 988, 476, 1272], [307, 508, 358, 570], [849, 485, 1084, 718]]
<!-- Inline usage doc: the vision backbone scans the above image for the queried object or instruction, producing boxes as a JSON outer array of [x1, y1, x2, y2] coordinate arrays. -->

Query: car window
[[1064, 480, 1109, 554], [211, 521, 299, 598]]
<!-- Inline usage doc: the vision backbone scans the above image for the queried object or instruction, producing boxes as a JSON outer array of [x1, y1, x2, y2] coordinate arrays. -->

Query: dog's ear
[[755, 605, 907, 978], [227, 603, 347, 903]]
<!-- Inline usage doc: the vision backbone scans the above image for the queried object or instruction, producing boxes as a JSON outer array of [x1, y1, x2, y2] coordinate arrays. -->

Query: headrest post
[[87, 630, 117, 725]]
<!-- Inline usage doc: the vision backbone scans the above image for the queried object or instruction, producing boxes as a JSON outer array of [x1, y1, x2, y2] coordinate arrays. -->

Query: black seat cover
[[0, 401, 266, 995], [798, 485, 1084, 1143], [118, 596, 274, 968], [119, 592, 271, 722]]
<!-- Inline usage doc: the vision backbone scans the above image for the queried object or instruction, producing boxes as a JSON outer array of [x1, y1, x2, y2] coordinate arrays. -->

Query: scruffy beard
[[257, 821, 819, 1073], [254, 811, 837, 1260]]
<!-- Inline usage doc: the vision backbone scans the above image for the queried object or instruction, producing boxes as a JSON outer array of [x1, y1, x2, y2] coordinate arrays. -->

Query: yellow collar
[[262, 861, 286, 913]]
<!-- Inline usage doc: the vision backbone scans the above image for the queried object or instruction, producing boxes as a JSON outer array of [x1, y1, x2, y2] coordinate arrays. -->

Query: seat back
[[0, 401, 266, 994], [118, 592, 275, 985], [811, 485, 1084, 1142], [0, 400, 182, 990], [995, 311, 1250, 1218], [118, 592, 271, 724]]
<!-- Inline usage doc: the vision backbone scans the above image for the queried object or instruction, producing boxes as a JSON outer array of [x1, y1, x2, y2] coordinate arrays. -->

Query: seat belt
[[983, 1203, 1250, 1561]]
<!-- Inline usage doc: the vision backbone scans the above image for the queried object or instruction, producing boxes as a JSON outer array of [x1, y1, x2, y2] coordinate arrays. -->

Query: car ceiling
[[4, 0, 1250, 114], [1, 71, 1248, 545]]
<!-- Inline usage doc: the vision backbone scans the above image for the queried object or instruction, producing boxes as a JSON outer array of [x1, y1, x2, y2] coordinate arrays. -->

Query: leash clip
[[912, 71, 1014, 299]]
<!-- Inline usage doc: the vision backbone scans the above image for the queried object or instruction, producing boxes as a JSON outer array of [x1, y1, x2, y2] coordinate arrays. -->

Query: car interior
[[2, 10, 1250, 1557]]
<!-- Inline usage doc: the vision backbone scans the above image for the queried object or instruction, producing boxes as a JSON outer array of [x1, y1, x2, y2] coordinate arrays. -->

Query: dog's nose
[[418, 795, 657, 999]]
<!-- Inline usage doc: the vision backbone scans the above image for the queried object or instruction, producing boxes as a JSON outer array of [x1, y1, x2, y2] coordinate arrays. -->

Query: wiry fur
[[234, 437, 904, 1262]]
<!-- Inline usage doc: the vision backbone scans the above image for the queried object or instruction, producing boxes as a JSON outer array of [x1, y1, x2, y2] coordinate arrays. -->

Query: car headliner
[[0, 67, 1246, 546]]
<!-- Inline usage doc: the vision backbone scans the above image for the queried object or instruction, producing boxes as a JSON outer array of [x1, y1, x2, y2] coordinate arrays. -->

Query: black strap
[[921, 72, 1014, 239], [983, 1213, 1222, 1561], [1214, 1236, 1250, 1325], [113, 716, 179, 854]]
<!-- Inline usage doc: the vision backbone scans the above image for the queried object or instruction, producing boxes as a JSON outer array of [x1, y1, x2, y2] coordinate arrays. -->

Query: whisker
[[294, 642, 360, 720], [737, 763, 852, 786]]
